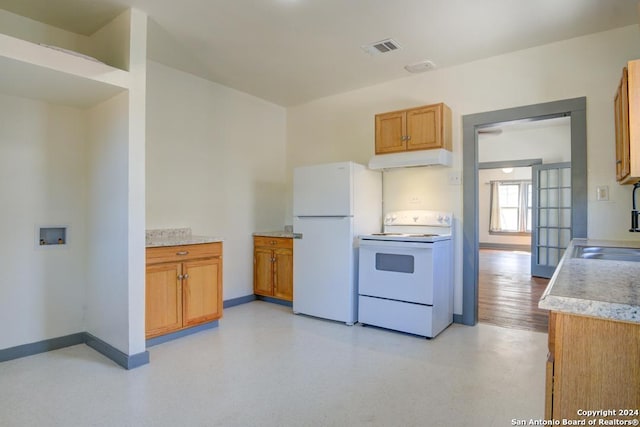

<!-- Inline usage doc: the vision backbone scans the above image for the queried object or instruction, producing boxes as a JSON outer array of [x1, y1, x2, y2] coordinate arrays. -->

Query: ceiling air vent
[[361, 38, 402, 55]]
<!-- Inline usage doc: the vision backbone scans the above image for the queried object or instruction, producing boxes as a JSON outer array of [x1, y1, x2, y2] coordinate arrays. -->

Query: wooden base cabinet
[[614, 59, 640, 184], [146, 242, 223, 339], [545, 312, 640, 421], [375, 103, 452, 155], [253, 236, 293, 302]]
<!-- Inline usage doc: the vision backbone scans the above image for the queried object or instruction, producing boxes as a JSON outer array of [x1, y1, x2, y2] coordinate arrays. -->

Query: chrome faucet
[[631, 182, 640, 232]]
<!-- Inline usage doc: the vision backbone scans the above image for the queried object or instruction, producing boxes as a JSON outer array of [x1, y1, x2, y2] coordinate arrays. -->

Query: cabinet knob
[[177, 274, 184, 280], [183, 273, 189, 279], [176, 251, 189, 256], [616, 160, 622, 165], [270, 240, 276, 245]]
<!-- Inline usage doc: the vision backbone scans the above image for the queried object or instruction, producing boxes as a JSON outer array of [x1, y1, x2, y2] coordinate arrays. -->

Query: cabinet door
[[273, 248, 293, 301], [254, 247, 274, 296], [182, 257, 222, 326], [406, 105, 441, 150], [544, 312, 557, 419], [615, 67, 630, 182], [375, 111, 406, 154], [146, 262, 183, 338], [552, 313, 640, 421]]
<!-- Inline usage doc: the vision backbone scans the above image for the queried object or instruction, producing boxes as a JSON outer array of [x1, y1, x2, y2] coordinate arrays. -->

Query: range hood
[[368, 149, 452, 170]]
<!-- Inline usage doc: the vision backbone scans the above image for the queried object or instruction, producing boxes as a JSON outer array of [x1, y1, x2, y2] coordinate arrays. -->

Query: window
[[489, 180, 532, 234]]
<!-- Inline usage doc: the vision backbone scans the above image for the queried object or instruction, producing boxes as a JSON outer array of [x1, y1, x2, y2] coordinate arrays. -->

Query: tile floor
[[0, 301, 547, 427]]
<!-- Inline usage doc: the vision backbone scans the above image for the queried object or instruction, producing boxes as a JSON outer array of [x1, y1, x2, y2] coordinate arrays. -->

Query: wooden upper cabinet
[[375, 111, 406, 153], [406, 105, 440, 150], [375, 103, 452, 155], [615, 60, 640, 184]]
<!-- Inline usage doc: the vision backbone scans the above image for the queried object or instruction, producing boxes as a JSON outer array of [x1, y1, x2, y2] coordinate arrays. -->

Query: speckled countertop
[[539, 238, 640, 323], [146, 228, 223, 247], [253, 231, 302, 239]]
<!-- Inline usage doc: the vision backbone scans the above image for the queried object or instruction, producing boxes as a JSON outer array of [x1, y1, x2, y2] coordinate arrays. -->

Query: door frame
[[461, 97, 587, 326]]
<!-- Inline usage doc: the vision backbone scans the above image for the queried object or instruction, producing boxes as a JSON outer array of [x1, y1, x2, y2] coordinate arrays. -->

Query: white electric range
[[357, 210, 454, 338]]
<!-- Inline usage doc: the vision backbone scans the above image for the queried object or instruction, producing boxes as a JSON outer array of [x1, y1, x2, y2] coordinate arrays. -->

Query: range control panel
[[383, 210, 452, 227]]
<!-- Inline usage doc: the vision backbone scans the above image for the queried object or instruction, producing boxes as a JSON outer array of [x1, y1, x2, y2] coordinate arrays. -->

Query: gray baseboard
[[146, 321, 219, 348], [479, 242, 531, 252], [255, 295, 293, 307], [85, 333, 149, 370], [453, 314, 465, 325], [224, 294, 256, 308], [0, 332, 149, 370], [0, 333, 85, 363]]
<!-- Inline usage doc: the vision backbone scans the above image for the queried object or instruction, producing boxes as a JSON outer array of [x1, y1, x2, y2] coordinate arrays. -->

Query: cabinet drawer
[[146, 242, 222, 264], [254, 236, 293, 249]]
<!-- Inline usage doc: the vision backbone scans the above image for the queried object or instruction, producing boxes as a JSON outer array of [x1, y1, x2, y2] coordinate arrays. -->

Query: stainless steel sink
[[572, 245, 640, 262]]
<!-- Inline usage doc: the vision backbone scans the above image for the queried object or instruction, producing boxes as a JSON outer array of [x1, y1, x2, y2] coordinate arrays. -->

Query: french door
[[531, 162, 572, 278]]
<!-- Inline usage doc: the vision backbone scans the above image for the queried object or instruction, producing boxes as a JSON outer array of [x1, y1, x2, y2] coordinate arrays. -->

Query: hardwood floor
[[478, 249, 549, 333]]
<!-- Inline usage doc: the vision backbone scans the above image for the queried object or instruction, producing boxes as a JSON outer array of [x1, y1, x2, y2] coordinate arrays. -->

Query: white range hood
[[368, 149, 452, 170]]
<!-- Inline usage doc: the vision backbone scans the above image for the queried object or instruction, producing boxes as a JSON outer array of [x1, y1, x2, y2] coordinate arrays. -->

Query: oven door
[[358, 239, 434, 305]]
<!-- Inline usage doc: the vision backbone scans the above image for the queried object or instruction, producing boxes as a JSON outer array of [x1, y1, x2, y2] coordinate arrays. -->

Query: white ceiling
[[2, 0, 638, 106]]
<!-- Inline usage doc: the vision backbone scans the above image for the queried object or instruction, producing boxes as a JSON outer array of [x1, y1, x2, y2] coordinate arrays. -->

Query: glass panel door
[[531, 162, 572, 278]]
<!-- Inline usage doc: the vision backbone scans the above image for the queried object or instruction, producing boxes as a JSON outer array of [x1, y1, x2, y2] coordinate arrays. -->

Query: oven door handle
[[358, 239, 436, 249]]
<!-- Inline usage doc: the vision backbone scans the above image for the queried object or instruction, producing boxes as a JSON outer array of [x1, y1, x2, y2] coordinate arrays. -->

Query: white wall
[[126, 8, 147, 358], [0, 9, 89, 55], [146, 61, 287, 301], [286, 25, 640, 316], [0, 93, 88, 349], [84, 9, 147, 356], [477, 119, 571, 164], [0, 8, 146, 357], [85, 92, 130, 352]]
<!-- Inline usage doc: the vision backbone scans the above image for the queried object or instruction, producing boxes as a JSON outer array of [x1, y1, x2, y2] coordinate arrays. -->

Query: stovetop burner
[[362, 210, 453, 243]]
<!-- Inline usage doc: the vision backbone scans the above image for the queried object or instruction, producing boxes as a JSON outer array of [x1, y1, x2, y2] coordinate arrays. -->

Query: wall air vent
[[361, 38, 402, 55]]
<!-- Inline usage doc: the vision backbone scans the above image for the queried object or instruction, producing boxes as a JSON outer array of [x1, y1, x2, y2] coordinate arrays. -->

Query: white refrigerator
[[293, 161, 381, 325]]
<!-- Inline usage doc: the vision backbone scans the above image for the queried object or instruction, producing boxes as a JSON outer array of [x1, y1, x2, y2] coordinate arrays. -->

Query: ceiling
[[2, 0, 638, 106]]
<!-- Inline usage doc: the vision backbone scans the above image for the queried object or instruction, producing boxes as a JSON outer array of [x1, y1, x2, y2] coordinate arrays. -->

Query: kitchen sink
[[572, 245, 640, 262]]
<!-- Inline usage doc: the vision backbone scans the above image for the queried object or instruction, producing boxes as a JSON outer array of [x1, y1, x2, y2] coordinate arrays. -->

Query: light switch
[[448, 172, 461, 185], [596, 186, 609, 201]]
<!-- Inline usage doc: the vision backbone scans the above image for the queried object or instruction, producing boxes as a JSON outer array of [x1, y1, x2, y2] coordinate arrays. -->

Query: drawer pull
[[176, 251, 189, 256]]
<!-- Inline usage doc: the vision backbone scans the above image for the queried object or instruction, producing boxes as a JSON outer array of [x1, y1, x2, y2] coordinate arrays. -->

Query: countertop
[[146, 228, 223, 248], [538, 238, 640, 323], [253, 231, 301, 239]]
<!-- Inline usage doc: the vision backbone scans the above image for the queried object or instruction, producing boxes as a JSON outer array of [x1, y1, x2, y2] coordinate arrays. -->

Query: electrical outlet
[[596, 186, 609, 201], [409, 196, 422, 205], [448, 172, 461, 185]]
